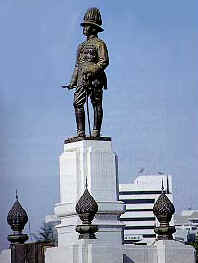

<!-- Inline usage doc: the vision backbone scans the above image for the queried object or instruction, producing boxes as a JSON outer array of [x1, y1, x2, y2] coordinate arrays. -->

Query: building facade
[[119, 175, 173, 244], [174, 210, 198, 243]]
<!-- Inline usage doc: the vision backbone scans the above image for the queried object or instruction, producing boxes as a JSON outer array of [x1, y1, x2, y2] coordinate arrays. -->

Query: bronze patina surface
[[7, 193, 29, 245], [153, 186, 176, 240], [65, 8, 109, 139], [75, 179, 98, 239]]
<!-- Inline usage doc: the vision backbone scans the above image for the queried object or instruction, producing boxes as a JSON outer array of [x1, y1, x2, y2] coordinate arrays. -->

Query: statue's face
[[83, 24, 97, 36]]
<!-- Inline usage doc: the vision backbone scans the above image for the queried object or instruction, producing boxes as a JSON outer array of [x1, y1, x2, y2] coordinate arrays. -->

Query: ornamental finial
[[75, 182, 98, 239], [7, 192, 28, 244], [153, 189, 175, 240]]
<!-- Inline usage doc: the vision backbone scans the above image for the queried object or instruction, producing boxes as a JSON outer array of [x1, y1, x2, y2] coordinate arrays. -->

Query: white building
[[175, 210, 198, 243], [119, 174, 173, 244]]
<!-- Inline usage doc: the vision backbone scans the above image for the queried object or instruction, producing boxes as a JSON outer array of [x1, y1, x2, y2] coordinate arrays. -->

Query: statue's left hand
[[83, 72, 92, 81]]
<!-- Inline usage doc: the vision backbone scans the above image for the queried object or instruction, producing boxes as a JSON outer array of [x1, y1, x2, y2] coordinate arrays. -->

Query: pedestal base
[[45, 240, 123, 263], [123, 240, 196, 263], [55, 139, 125, 246], [155, 240, 196, 263]]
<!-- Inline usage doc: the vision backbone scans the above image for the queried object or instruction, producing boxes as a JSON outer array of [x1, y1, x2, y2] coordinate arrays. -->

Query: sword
[[86, 88, 91, 137], [84, 74, 92, 138]]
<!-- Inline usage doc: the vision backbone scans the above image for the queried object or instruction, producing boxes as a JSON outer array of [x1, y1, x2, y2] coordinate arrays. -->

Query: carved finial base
[[8, 233, 28, 244], [154, 226, 176, 240], [76, 225, 98, 240]]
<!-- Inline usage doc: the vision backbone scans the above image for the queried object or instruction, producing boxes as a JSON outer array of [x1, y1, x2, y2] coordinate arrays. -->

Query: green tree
[[33, 222, 57, 246]]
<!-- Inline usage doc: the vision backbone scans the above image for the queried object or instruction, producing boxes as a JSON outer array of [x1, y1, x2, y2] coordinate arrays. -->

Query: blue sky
[[0, 0, 198, 250]]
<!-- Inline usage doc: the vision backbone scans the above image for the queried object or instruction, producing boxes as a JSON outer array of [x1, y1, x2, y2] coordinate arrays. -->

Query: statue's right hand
[[67, 84, 74, 89], [61, 84, 75, 89]]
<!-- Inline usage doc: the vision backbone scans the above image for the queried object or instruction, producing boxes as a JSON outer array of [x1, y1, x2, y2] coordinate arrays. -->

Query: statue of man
[[69, 8, 109, 138]]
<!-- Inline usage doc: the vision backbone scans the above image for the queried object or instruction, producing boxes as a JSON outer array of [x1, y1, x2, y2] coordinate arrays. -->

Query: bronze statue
[[64, 8, 109, 138]]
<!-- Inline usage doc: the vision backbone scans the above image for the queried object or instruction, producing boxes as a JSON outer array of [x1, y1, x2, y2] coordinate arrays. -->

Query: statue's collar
[[87, 35, 98, 41]]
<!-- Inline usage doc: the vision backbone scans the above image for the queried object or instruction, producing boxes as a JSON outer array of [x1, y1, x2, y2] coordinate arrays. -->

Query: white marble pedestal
[[123, 240, 196, 263], [154, 240, 196, 263], [54, 139, 125, 247], [44, 138, 197, 263], [46, 240, 123, 263]]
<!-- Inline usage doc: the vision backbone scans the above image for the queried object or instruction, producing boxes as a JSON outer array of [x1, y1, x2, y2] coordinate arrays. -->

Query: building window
[[120, 217, 155, 222], [119, 199, 155, 204]]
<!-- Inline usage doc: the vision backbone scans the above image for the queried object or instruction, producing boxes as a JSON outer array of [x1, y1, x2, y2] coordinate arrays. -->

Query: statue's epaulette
[[91, 38, 106, 48], [89, 37, 104, 45], [97, 38, 105, 44], [79, 38, 106, 48]]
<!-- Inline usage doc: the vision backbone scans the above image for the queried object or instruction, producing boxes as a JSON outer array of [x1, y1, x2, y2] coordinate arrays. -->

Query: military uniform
[[69, 7, 109, 137], [70, 35, 109, 136]]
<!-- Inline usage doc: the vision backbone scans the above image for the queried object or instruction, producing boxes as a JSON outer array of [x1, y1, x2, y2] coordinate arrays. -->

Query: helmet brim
[[80, 22, 104, 32]]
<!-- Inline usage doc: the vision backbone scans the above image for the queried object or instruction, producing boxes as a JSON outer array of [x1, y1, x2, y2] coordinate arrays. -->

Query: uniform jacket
[[70, 35, 109, 90]]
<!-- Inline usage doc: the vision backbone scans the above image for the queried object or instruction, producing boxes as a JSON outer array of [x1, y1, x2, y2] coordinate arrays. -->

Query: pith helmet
[[80, 8, 104, 32]]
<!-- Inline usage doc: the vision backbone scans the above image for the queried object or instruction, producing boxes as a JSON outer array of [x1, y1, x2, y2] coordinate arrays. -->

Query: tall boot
[[75, 108, 85, 137], [92, 104, 103, 137]]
